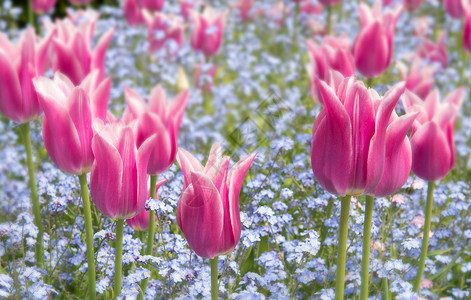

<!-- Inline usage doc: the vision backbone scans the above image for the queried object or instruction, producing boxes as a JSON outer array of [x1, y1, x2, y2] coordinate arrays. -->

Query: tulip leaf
[[256, 235, 270, 259]]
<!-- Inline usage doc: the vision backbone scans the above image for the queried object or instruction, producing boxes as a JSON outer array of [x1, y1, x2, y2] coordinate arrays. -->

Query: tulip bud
[[189, 7, 228, 57], [403, 88, 464, 181], [176, 144, 257, 258], [32, 0, 56, 13]]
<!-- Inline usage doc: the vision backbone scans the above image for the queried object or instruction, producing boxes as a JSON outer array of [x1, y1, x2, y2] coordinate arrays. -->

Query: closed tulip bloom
[[176, 144, 257, 258], [403, 88, 464, 181], [463, 12, 471, 52], [397, 57, 437, 99], [143, 11, 185, 54], [306, 35, 355, 101], [32, 0, 56, 13], [190, 7, 228, 57], [50, 17, 114, 85], [123, 0, 145, 25], [311, 74, 416, 197], [91, 118, 155, 220], [33, 71, 111, 174], [443, 0, 465, 18], [0, 28, 52, 123], [123, 85, 189, 175], [140, 0, 165, 11], [353, 1, 402, 78], [126, 178, 167, 231]]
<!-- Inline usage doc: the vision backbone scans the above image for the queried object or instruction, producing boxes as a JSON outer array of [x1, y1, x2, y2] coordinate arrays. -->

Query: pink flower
[[123, 0, 145, 25], [194, 63, 218, 92], [143, 11, 185, 54], [123, 85, 189, 175], [231, 0, 254, 21], [353, 1, 402, 78], [49, 17, 114, 85], [417, 31, 448, 68], [397, 56, 437, 99], [176, 144, 257, 258], [90, 118, 154, 220], [32, 0, 56, 13], [179, 0, 201, 20], [306, 35, 355, 101], [68, 0, 92, 5], [443, 0, 465, 18], [189, 7, 228, 57], [0, 27, 52, 123], [463, 10, 471, 52], [311, 75, 417, 197], [403, 88, 464, 181], [403, 0, 424, 11], [300, 1, 323, 15], [33, 71, 110, 175], [140, 0, 165, 11], [126, 178, 167, 231]]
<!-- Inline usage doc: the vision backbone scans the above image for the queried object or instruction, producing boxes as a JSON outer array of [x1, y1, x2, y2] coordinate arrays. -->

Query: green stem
[[335, 196, 351, 300], [326, 5, 333, 35], [210, 257, 218, 300], [366, 77, 374, 88], [78, 174, 96, 300], [360, 195, 374, 300], [138, 175, 158, 300], [382, 278, 390, 300], [413, 181, 435, 293], [21, 123, 43, 268], [114, 219, 124, 297], [27, 0, 36, 31]]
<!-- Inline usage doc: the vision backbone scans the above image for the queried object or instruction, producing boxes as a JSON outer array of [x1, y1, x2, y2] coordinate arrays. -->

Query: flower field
[[0, 0, 471, 299]]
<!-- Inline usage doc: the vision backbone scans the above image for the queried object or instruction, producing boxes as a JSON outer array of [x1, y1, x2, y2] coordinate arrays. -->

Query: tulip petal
[[123, 87, 146, 124], [117, 127, 139, 219], [0, 50, 23, 122], [53, 39, 85, 85], [91, 27, 115, 77], [311, 79, 353, 195], [178, 172, 223, 258], [373, 112, 416, 196], [176, 148, 204, 189], [91, 132, 123, 219], [365, 82, 405, 192], [148, 85, 167, 120]]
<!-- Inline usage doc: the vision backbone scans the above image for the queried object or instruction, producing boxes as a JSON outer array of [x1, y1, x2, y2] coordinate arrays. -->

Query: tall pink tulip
[[123, 85, 189, 175], [464, 11, 471, 52], [306, 36, 355, 101], [143, 11, 185, 54], [232, 0, 254, 21], [403, 88, 464, 181], [176, 144, 257, 258], [353, 1, 402, 78], [123, 0, 145, 25], [32, 0, 56, 13], [0, 28, 52, 123], [90, 118, 155, 220], [417, 31, 448, 68], [189, 7, 228, 57], [33, 71, 111, 175], [49, 17, 114, 85], [126, 178, 167, 231], [140, 0, 165, 11], [397, 57, 437, 99], [311, 75, 416, 197], [443, 0, 465, 18]]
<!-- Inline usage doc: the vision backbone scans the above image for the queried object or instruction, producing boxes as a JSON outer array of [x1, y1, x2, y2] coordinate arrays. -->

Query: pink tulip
[[90, 118, 155, 220], [403, 88, 464, 181], [300, 1, 323, 15], [189, 7, 228, 57], [143, 11, 185, 54], [311, 75, 417, 197], [179, 0, 200, 20], [49, 17, 114, 85], [32, 71, 110, 175], [194, 63, 218, 92], [123, 85, 189, 175], [417, 31, 447, 68], [32, 0, 56, 13], [443, 0, 465, 18], [319, 0, 342, 6], [123, 0, 145, 25], [306, 35, 355, 101], [140, 0, 165, 11], [126, 178, 167, 231], [231, 0, 254, 21], [353, 1, 402, 78], [176, 144, 257, 258], [265, 2, 289, 27], [0, 27, 52, 123], [397, 57, 437, 99]]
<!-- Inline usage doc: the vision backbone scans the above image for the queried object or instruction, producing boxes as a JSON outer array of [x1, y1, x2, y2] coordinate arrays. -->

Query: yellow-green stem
[[138, 175, 158, 299], [21, 123, 43, 268], [78, 174, 96, 300], [413, 181, 435, 293], [360, 195, 374, 300], [114, 219, 124, 297], [335, 196, 351, 300], [326, 5, 333, 35], [210, 257, 218, 300]]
